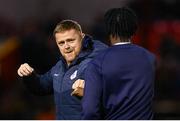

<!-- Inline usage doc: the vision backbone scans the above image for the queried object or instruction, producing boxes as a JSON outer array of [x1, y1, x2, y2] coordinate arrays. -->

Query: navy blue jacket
[[82, 44, 156, 120], [23, 35, 108, 119]]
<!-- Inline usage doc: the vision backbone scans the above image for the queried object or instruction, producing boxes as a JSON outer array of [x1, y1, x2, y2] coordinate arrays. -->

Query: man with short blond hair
[[17, 20, 107, 119]]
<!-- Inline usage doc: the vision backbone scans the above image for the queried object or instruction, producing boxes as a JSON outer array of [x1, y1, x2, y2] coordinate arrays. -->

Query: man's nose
[[64, 42, 70, 49]]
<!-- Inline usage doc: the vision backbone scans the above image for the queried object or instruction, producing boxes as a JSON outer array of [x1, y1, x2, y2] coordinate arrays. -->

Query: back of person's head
[[53, 20, 82, 36], [104, 7, 138, 39]]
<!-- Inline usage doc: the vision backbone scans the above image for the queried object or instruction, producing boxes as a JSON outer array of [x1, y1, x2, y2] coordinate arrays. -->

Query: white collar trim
[[114, 42, 131, 45]]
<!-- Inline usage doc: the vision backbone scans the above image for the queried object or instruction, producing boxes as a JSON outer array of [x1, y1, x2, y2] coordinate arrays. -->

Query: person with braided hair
[[82, 7, 156, 119]]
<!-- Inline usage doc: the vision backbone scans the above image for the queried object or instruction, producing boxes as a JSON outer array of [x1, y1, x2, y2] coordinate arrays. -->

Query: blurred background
[[0, 0, 180, 119]]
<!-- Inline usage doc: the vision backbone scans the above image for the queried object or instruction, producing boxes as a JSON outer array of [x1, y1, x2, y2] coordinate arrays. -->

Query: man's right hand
[[17, 63, 34, 77]]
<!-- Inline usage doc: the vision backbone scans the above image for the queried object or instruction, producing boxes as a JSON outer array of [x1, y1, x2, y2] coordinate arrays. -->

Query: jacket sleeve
[[82, 59, 104, 119], [23, 70, 53, 95]]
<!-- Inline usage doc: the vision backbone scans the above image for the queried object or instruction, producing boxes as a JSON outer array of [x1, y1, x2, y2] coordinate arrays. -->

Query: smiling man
[[55, 28, 83, 66], [17, 20, 107, 120]]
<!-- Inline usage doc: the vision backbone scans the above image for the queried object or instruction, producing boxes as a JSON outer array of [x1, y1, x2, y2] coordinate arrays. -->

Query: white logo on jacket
[[70, 70, 77, 80], [54, 73, 59, 76]]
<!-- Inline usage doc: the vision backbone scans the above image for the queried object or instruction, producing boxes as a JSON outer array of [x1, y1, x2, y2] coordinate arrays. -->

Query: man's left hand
[[71, 79, 85, 97]]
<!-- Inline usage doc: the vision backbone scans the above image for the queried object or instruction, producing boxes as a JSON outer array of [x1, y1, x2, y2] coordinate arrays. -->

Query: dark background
[[0, 0, 180, 119]]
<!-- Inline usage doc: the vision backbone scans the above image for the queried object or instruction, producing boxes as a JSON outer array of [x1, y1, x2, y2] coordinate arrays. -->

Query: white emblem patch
[[53, 73, 59, 76], [70, 70, 77, 80]]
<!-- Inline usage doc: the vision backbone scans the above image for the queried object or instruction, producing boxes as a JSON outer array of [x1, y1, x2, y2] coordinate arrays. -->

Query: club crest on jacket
[[70, 70, 77, 80]]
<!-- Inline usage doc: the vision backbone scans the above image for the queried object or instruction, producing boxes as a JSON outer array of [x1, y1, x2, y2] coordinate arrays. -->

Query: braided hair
[[104, 7, 138, 39]]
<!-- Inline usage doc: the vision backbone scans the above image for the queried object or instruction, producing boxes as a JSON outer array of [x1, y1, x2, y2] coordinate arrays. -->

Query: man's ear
[[81, 33, 85, 38]]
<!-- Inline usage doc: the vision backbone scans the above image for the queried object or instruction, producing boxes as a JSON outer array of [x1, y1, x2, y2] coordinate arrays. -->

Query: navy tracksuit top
[[82, 44, 156, 120], [23, 35, 108, 119]]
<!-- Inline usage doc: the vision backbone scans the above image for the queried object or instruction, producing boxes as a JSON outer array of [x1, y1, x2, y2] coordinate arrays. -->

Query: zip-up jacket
[[23, 35, 108, 119]]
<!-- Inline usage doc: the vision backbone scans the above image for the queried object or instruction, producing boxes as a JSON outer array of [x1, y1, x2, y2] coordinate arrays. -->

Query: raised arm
[[17, 63, 53, 95]]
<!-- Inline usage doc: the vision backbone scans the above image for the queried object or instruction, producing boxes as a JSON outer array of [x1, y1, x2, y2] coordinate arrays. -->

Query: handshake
[[71, 79, 84, 97]]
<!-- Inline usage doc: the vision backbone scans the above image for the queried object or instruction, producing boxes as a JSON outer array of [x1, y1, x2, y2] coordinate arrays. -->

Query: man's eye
[[67, 39, 75, 42], [58, 42, 64, 45]]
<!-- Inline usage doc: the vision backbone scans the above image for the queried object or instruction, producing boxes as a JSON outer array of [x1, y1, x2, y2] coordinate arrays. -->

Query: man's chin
[[64, 54, 76, 62], [65, 57, 75, 63]]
